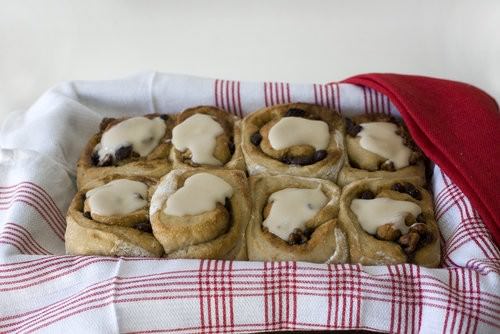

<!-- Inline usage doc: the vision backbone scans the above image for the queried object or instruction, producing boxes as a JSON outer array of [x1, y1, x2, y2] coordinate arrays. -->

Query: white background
[[1, 0, 499, 123]]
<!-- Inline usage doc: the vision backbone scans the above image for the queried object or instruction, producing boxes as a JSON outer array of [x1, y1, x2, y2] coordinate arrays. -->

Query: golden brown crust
[[241, 103, 345, 180], [69, 104, 442, 265], [338, 161, 426, 187], [150, 168, 251, 260], [338, 178, 440, 267], [170, 106, 245, 171], [76, 114, 174, 190], [65, 174, 164, 257], [338, 114, 426, 187], [246, 174, 349, 263]]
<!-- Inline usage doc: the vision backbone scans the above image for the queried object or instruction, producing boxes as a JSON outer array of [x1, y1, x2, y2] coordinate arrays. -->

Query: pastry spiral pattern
[[150, 169, 250, 259], [65, 174, 164, 257], [241, 103, 345, 180], [77, 114, 174, 190], [246, 174, 348, 263], [338, 178, 440, 267], [170, 106, 245, 171], [338, 114, 426, 186]]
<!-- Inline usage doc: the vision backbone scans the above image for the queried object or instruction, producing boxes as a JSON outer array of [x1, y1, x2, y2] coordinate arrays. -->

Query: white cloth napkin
[[0, 72, 498, 333]]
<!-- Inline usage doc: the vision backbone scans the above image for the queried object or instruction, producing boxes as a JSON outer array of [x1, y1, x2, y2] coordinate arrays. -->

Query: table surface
[[1, 0, 499, 124]]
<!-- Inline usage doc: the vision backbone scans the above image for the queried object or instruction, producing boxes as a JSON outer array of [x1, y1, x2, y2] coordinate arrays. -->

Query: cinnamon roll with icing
[[338, 114, 426, 186], [246, 175, 349, 263], [170, 106, 245, 170], [65, 174, 164, 257], [77, 114, 174, 190], [338, 178, 440, 267], [241, 103, 345, 180], [150, 169, 250, 259]]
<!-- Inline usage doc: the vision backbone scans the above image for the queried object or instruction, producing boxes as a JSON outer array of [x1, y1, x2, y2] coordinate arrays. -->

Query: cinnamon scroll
[[338, 114, 426, 186], [241, 103, 345, 180], [246, 175, 348, 263], [65, 174, 164, 257], [77, 114, 174, 190], [150, 169, 250, 259], [338, 178, 440, 267], [170, 106, 245, 170], [66, 99, 442, 266]]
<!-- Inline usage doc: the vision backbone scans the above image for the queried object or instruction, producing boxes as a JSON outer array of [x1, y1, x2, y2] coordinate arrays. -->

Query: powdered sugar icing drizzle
[[350, 197, 421, 234], [357, 122, 412, 169], [172, 114, 224, 165], [164, 172, 233, 216], [263, 186, 327, 240], [97, 117, 166, 162], [86, 179, 148, 216], [269, 117, 330, 150]]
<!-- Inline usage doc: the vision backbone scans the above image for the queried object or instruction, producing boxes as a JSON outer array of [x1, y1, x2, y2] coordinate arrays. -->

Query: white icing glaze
[[357, 122, 412, 169], [164, 172, 233, 216], [97, 117, 166, 161], [350, 197, 421, 235], [263, 187, 327, 241], [269, 117, 330, 150], [86, 179, 148, 216], [172, 114, 224, 165]]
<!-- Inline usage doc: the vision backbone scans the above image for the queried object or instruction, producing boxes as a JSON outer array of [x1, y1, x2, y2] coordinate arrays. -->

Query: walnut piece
[[410, 223, 434, 245], [398, 232, 420, 254], [376, 224, 402, 241]]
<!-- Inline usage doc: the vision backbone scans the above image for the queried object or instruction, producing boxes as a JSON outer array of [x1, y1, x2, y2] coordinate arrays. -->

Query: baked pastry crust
[[246, 174, 349, 263], [338, 178, 440, 267], [170, 106, 245, 170], [241, 103, 345, 180], [69, 102, 442, 266], [150, 168, 251, 260], [65, 174, 164, 257], [76, 114, 174, 190], [338, 114, 426, 186]]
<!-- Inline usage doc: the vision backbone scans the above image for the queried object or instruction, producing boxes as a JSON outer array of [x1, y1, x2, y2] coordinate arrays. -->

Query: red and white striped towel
[[0, 72, 498, 334]]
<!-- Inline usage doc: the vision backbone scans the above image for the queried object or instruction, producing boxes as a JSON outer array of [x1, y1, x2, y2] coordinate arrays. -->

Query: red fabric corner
[[342, 73, 500, 245]]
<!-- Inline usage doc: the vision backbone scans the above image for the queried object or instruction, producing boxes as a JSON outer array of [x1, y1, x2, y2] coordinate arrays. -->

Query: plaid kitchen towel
[[0, 72, 498, 334]]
